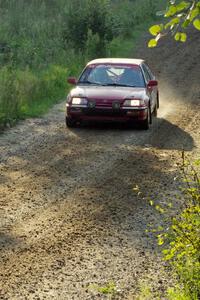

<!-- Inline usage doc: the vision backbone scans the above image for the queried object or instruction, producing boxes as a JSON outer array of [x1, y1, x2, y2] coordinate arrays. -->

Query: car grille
[[82, 108, 125, 117]]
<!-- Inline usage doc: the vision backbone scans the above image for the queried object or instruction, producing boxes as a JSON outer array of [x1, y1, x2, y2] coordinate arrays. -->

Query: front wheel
[[141, 107, 151, 130], [153, 101, 158, 117], [66, 117, 76, 128]]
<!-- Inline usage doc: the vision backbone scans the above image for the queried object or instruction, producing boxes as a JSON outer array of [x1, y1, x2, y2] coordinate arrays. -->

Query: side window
[[145, 64, 154, 79], [141, 64, 151, 83], [79, 67, 92, 82]]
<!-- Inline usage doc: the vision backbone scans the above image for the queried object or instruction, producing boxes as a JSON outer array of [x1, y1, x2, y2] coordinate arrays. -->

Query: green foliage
[[148, 0, 200, 47], [136, 283, 154, 300], [193, 18, 200, 30], [149, 24, 164, 36], [174, 32, 187, 41], [64, 0, 112, 51], [149, 153, 200, 299], [97, 282, 117, 295], [85, 29, 102, 60], [0, 65, 68, 125], [148, 38, 158, 48], [0, 67, 20, 124], [89, 281, 118, 296]]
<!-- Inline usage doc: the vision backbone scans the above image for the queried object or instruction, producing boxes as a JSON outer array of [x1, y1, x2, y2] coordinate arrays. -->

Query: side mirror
[[147, 80, 158, 87], [67, 77, 77, 85]]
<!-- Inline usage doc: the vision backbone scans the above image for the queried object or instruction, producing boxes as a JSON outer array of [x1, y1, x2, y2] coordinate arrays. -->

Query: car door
[[141, 63, 157, 113]]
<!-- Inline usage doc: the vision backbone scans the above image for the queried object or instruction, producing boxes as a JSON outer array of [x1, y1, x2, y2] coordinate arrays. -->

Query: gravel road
[[0, 30, 200, 299]]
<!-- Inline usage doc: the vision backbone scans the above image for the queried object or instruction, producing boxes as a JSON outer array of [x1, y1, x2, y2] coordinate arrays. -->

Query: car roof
[[87, 58, 144, 66]]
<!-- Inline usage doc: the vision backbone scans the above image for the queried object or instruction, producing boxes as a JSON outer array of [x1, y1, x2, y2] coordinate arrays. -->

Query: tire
[[141, 107, 151, 130], [157, 93, 159, 109], [66, 117, 76, 128], [153, 101, 158, 117]]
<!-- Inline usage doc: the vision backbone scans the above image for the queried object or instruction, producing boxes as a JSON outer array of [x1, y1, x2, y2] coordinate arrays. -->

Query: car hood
[[70, 85, 148, 102]]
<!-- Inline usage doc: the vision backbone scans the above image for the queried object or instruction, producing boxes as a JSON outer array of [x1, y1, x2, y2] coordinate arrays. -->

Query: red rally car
[[66, 58, 159, 129]]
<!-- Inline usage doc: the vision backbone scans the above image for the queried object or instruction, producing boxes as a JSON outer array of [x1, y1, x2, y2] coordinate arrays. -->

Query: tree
[[63, 0, 113, 52], [148, 0, 200, 47]]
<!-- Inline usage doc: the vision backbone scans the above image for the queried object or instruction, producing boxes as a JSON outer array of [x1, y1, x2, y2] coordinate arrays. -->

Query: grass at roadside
[[0, 65, 68, 123]]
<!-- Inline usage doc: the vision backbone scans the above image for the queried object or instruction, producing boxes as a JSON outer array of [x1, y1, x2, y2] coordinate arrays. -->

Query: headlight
[[123, 99, 144, 106], [72, 97, 88, 105]]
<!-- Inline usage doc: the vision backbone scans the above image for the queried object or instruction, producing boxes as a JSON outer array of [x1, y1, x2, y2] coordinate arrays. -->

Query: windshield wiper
[[78, 80, 103, 85], [104, 83, 136, 87], [78, 81, 136, 87]]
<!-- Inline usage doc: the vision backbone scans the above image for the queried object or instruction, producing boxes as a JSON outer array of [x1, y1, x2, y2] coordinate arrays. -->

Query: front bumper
[[66, 105, 148, 122]]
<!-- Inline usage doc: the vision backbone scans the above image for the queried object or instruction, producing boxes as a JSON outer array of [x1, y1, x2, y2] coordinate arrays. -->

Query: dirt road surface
[[0, 30, 200, 299]]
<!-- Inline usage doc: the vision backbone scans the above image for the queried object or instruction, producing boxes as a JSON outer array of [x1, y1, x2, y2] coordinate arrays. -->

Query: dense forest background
[[0, 0, 164, 125]]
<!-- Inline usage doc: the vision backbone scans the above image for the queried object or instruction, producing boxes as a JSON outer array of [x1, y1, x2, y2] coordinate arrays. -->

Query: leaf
[[149, 200, 154, 206], [157, 225, 164, 231], [148, 39, 158, 48], [165, 5, 177, 17], [162, 249, 169, 255], [98, 282, 117, 295], [155, 205, 165, 213], [194, 159, 200, 166], [158, 238, 164, 246], [176, 1, 190, 12], [180, 32, 187, 42], [182, 19, 190, 28], [149, 24, 163, 36], [165, 17, 180, 29], [157, 234, 164, 245], [174, 32, 181, 41], [189, 7, 200, 21], [171, 17, 180, 25], [193, 18, 200, 30], [165, 253, 174, 260]]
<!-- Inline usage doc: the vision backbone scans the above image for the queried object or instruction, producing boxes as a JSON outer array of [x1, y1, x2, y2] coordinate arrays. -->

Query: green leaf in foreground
[[149, 24, 162, 36], [174, 32, 181, 41], [174, 32, 187, 42], [148, 39, 158, 48], [165, 17, 180, 29], [176, 1, 190, 12], [180, 32, 187, 42], [181, 19, 190, 28], [189, 7, 200, 21], [165, 5, 177, 17], [193, 18, 200, 30], [149, 0, 200, 46]]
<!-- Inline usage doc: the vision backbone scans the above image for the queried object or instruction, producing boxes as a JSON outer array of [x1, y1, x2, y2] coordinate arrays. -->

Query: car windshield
[[78, 64, 145, 88]]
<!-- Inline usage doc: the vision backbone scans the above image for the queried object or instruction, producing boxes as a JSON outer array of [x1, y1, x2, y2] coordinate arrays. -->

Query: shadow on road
[[70, 116, 194, 151], [0, 232, 21, 251], [0, 113, 194, 260]]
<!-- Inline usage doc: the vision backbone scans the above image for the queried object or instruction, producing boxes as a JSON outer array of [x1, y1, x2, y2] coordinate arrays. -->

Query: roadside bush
[[0, 67, 20, 125], [164, 155, 200, 299], [85, 30, 103, 60], [64, 0, 113, 51], [110, 0, 164, 37], [0, 65, 68, 123], [148, 154, 200, 299]]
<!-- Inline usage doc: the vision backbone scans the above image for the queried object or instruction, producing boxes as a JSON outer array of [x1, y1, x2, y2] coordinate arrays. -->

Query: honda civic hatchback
[[66, 58, 159, 129]]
